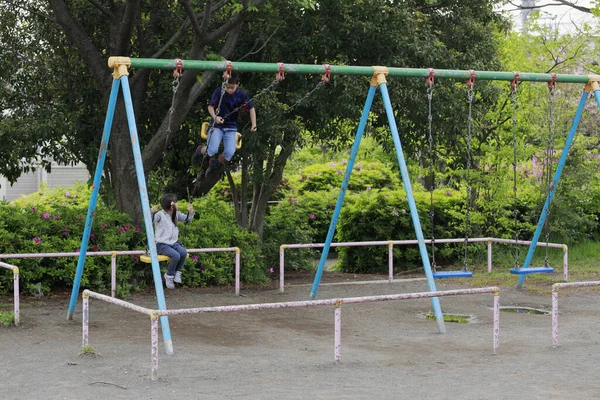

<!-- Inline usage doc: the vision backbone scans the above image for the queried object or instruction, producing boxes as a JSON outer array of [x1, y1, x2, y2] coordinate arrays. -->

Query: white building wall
[[0, 162, 90, 201]]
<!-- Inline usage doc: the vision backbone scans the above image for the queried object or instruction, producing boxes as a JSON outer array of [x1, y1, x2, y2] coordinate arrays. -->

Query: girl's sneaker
[[164, 274, 175, 289], [174, 271, 182, 284]]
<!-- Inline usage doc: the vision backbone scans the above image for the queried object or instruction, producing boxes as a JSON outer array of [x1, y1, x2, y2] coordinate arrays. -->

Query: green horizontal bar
[[126, 58, 591, 84]]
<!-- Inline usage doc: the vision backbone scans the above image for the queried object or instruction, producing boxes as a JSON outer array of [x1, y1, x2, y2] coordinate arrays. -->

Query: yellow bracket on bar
[[584, 75, 600, 93], [370, 66, 389, 87], [108, 56, 132, 79]]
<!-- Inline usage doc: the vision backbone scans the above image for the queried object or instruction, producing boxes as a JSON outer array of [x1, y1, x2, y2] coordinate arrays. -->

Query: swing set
[[66, 56, 600, 353]]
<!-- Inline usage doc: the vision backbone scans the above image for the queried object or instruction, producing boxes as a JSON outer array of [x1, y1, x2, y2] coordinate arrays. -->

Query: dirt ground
[[2, 272, 600, 399]]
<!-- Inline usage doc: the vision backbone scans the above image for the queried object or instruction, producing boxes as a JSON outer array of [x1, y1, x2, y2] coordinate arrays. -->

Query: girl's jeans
[[156, 242, 187, 276]]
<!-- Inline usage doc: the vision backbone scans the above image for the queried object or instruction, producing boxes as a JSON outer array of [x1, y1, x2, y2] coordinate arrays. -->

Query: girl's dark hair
[[160, 193, 178, 225]]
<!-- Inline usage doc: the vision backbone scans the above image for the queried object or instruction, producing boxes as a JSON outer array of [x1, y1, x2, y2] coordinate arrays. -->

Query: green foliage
[[262, 198, 317, 271], [0, 311, 14, 327], [290, 160, 398, 194], [0, 184, 267, 296], [336, 188, 481, 273], [180, 195, 267, 287], [0, 184, 139, 296]]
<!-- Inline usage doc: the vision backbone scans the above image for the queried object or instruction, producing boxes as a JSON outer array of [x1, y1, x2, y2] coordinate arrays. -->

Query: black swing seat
[[510, 266, 554, 275], [433, 270, 473, 279]]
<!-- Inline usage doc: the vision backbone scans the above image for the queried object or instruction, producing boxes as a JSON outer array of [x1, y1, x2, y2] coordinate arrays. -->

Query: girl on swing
[[151, 193, 194, 289]]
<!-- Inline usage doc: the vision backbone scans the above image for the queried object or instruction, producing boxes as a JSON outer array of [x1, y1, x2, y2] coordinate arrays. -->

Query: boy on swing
[[192, 73, 257, 176]]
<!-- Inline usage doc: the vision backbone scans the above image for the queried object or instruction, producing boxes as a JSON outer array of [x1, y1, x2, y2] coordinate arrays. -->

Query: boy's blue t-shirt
[[210, 87, 254, 129]]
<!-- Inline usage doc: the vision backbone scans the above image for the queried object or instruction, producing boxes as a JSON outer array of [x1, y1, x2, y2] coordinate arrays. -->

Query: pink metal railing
[[83, 286, 500, 380], [279, 237, 568, 292], [0, 261, 19, 326], [551, 281, 600, 348], [0, 247, 241, 298]]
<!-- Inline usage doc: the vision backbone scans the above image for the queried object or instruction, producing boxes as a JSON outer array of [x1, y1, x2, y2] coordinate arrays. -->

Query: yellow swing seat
[[201, 121, 242, 149], [139, 253, 190, 263]]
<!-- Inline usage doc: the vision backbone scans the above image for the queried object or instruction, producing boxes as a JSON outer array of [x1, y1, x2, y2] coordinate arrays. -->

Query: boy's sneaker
[[205, 158, 220, 177], [191, 146, 206, 165], [174, 271, 182, 284], [164, 273, 175, 289]]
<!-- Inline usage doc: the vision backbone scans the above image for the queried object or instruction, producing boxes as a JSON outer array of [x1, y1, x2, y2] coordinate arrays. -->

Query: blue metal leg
[[379, 83, 446, 333], [120, 76, 174, 355], [518, 91, 589, 287], [310, 85, 377, 299], [67, 78, 120, 320]]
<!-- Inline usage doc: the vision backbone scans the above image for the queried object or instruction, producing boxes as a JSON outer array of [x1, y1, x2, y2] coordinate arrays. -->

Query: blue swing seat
[[510, 266, 554, 275], [433, 270, 473, 279]]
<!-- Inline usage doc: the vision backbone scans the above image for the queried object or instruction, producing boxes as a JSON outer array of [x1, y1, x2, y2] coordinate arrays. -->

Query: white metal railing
[[552, 281, 600, 347], [279, 237, 568, 292], [0, 247, 241, 297], [83, 286, 500, 380], [0, 261, 19, 325]]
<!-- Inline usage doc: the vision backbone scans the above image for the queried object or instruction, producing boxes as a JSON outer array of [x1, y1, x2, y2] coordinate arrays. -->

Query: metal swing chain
[[426, 70, 436, 271], [544, 76, 557, 267], [222, 78, 281, 124], [154, 60, 182, 202], [511, 74, 520, 269], [165, 60, 183, 156], [464, 74, 475, 271]]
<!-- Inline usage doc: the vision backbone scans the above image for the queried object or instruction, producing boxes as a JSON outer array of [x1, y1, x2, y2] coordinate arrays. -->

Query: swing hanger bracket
[[173, 58, 183, 79], [584, 74, 600, 93], [510, 72, 519, 90], [466, 70, 475, 88], [548, 73, 557, 92], [426, 68, 435, 88], [276, 62, 285, 81], [322, 64, 331, 82], [223, 60, 233, 81], [370, 66, 388, 87], [108, 56, 131, 79]]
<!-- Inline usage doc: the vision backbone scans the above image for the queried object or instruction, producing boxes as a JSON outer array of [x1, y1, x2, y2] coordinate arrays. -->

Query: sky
[[499, 0, 597, 32]]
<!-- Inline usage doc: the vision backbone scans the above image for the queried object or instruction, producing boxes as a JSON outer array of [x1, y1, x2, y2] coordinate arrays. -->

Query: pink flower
[[91, 244, 99, 252], [90, 232, 95, 238], [335, 170, 342, 175], [71, 194, 77, 198], [65, 192, 70, 197], [269, 268, 274, 273], [191, 255, 199, 262], [133, 254, 139, 260], [329, 162, 336, 167], [53, 215, 60, 220], [298, 176, 303, 181], [32, 237, 41, 244], [119, 227, 125, 233], [445, 190, 452, 196], [135, 226, 140, 233], [41, 212, 50, 219], [31, 206, 37, 212], [124, 225, 131, 231], [310, 214, 317, 220], [366, 186, 372, 191], [289, 197, 297, 204], [100, 223, 107, 229]]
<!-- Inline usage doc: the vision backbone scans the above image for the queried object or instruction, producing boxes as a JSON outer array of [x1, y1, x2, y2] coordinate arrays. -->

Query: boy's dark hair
[[160, 193, 178, 225], [227, 74, 241, 85]]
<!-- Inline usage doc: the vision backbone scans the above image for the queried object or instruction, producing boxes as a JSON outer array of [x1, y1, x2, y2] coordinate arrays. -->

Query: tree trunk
[[110, 103, 144, 225]]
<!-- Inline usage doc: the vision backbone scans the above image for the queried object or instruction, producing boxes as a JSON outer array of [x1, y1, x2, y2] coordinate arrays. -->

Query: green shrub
[[180, 194, 267, 287], [291, 160, 399, 194], [0, 185, 267, 296], [336, 188, 488, 273], [262, 197, 317, 272]]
